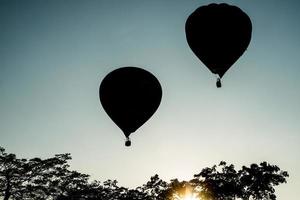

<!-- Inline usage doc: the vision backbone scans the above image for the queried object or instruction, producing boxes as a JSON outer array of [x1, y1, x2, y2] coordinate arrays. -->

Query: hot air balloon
[[99, 67, 162, 146], [185, 3, 252, 87]]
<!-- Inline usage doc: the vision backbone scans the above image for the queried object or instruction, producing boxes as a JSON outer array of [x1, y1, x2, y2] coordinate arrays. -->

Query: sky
[[1, 0, 300, 199]]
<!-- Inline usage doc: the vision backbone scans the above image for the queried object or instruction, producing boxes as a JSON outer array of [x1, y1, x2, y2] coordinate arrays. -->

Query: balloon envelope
[[100, 67, 162, 138], [185, 3, 252, 78]]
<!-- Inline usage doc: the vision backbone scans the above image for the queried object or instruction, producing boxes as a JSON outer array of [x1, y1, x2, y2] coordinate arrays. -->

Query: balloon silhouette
[[100, 67, 162, 146], [185, 3, 252, 87]]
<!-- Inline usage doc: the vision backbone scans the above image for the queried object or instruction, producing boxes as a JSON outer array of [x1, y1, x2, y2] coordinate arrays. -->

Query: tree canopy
[[0, 147, 288, 200]]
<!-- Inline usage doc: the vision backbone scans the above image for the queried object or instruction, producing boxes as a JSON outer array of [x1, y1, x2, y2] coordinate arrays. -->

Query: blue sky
[[1, 0, 300, 199]]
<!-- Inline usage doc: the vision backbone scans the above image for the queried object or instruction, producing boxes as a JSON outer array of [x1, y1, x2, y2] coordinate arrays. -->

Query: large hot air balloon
[[100, 67, 162, 146], [185, 3, 252, 87]]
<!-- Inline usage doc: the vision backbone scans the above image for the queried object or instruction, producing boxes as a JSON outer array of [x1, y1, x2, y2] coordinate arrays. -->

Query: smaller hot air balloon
[[185, 3, 252, 87], [99, 67, 162, 146]]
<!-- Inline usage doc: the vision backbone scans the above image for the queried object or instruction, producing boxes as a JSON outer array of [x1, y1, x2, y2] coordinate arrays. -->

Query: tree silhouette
[[0, 147, 30, 200], [0, 147, 289, 200], [0, 148, 96, 200], [191, 161, 289, 200], [141, 174, 168, 200]]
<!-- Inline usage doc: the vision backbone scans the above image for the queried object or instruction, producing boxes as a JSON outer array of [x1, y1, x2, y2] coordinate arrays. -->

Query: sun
[[174, 192, 199, 200], [181, 193, 199, 200]]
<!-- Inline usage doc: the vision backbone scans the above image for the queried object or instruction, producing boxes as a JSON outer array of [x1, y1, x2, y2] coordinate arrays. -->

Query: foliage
[[0, 147, 288, 200], [191, 161, 288, 200]]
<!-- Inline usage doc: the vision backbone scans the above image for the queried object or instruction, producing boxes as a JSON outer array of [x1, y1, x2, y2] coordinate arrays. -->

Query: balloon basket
[[125, 138, 131, 147]]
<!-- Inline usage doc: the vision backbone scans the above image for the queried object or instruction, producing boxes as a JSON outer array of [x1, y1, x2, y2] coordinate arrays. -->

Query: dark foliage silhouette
[[0, 147, 288, 200], [191, 161, 288, 200], [99, 67, 162, 146]]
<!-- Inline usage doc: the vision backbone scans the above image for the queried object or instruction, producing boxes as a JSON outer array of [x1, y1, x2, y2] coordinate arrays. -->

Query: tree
[[191, 161, 289, 200], [0, 147, 28, 200], [239, 162, 289, 200], [0, 147, 96, 200], [0, 147, 289, 200], [141, 174, 168, 200], [191, 161, 241, 200]]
